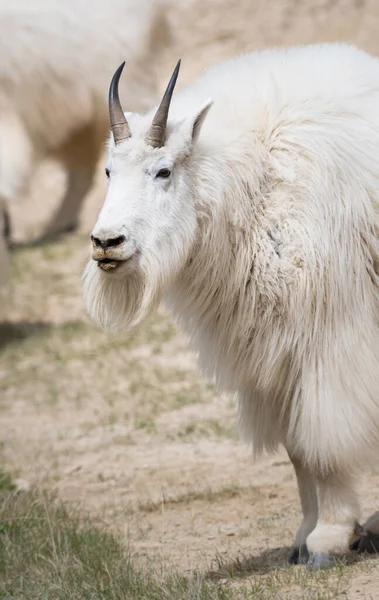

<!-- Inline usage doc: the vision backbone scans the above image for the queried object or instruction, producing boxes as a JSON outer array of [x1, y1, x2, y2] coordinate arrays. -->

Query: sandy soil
[[2, 1, 379, 598]]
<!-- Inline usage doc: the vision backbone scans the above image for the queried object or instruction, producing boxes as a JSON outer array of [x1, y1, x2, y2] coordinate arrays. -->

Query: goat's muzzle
[[96, 257, 122, 272], [92, 248, 124, 272], [91, 236, 122, 271], [90, 233, 136, 272]]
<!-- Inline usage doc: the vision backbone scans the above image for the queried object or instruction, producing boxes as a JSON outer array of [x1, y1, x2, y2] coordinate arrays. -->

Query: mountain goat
[[83, 43, 379, 569], [0, 0, 168, 241]]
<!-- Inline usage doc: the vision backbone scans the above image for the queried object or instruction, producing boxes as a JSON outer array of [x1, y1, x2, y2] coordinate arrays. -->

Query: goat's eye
[[156, 168, 171, 179], [105, 168, 110, 179]]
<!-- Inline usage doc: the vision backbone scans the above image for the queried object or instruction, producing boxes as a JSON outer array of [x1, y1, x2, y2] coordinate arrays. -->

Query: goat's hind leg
[[351, 511, 379, 553], [306, 472, 360, 570], [288, 454, 318, 565]]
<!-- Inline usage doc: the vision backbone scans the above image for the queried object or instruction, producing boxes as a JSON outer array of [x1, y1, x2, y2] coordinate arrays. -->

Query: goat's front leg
[[306, 471, 360, 569], [288, 454, 318, 564], [42, 124, 101, 239]]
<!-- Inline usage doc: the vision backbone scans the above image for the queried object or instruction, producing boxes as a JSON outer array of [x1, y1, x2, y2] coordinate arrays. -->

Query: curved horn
[[109, 62, 131, 145], [146, 59, 181, 148]]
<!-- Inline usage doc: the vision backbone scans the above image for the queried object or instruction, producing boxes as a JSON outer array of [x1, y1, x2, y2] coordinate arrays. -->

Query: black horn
[[109, 62, 131, 145], [146, 60, 181, 148]]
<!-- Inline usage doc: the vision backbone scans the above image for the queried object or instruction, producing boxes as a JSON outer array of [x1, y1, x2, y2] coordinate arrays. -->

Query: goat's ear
[[188, 99, 213, 144]]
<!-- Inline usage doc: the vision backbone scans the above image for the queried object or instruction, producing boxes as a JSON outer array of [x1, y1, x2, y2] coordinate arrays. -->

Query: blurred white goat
[[0, 0, 168, 242]]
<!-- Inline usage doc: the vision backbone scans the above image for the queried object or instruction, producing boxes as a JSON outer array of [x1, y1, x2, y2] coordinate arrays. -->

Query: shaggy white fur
[[83, 43, 379, 564]]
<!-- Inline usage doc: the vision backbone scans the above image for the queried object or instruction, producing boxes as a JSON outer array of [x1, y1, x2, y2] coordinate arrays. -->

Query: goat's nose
[[91, 234, 126, 250]]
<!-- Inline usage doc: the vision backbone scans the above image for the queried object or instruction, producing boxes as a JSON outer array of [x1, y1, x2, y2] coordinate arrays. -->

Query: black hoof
[[350, 538, 359, 551], [2, 206, 11, 246], [307, 552, 335, 570], [355, 532, 379, 554], [288, 544, 309, 565]]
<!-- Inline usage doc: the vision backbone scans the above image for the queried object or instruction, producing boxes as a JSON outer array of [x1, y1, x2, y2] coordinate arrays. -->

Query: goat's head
[[83, 61, 213, 330]]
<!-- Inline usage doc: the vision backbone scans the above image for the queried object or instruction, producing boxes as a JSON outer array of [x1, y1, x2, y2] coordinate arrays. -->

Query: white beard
[[82, 259, 161, 331]]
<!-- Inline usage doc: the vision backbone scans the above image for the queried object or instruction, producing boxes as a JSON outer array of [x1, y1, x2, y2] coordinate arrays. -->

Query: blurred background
[[7, 0, 379, 243], [1, 1, 379, 598]]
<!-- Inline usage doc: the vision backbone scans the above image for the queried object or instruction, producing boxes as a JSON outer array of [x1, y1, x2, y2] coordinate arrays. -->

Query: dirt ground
[[2, 1, 379, 598]]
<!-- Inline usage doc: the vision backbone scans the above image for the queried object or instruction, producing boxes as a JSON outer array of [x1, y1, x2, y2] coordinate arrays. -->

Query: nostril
[[91, 234, 126, 250], [91, 235, 103, 248], [106, 235, 126, 248]]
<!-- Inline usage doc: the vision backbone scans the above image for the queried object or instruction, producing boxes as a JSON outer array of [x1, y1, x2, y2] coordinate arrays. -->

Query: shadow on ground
[[204, 546, 374, 580], [205, 546, 290, 579], [0, 321, 52, 351]]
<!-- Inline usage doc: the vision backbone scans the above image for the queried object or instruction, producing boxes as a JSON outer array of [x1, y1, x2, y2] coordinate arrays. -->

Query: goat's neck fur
[[166, 134, 295, 397]]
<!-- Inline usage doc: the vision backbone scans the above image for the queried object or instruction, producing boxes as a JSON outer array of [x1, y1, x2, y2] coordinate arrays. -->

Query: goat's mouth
[[96, 250, 139, 272], [97, 258, 124, 272]]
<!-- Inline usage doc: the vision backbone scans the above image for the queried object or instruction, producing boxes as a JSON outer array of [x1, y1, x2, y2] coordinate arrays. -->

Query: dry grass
[[0, 470, 235, 600], [1, 471, 378, 600]]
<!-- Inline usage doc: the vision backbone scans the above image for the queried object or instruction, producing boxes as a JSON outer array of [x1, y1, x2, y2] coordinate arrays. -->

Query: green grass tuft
[[0, 473, 236, 600], [0, 470, 15, 492]]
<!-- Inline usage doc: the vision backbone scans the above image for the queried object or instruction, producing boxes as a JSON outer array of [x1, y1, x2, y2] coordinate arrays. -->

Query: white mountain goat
[[0, 0, 168, 241], [83, 43, 379, 569]]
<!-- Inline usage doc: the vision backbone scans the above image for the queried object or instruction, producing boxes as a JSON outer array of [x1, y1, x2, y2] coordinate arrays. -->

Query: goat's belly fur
[[167, 257, 379, 477]]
